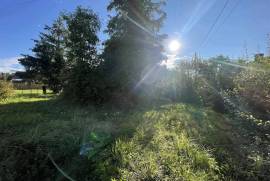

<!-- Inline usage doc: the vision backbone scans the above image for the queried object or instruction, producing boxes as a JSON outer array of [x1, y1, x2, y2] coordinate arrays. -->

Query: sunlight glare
[[169, 40, 181, 52]]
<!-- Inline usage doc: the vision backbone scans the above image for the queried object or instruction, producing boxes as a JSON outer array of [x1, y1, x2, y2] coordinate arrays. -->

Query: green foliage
[[162, 61, 201, 104], [2, 91, 270, 180], [0, 80, 14, 101], [193, 55, 242, 112], [12, 1, 270, 180], [111, 104, 220, 181], [63, 6, 100, 66], [19, 17, 66, 93], [63, 66, 108, 104], [234, 61, 270, 115], [61, 6, 105, 104], [102, 0, 167, 100], [19, 6, 106, 103], [150, 55, 238, 112], [85, 131, 112, 158], [0, 90, 141, 180]]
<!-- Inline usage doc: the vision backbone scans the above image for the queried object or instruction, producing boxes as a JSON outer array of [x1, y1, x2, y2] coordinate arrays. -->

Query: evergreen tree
[[63, 6, 100, 67], [62, 6, 103, 103], [102, 0, 167, 94], [19, 17, 66, 93]]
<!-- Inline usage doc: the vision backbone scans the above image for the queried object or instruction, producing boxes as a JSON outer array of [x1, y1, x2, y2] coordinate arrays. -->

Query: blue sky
[[0, 0, 269, 72]]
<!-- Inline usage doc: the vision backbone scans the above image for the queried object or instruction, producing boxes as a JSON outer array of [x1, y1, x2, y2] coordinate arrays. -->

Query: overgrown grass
[[110, 104, 221, 180], [1, 90, 268, 180], [0, 90, 142, 180], [103, 104, 269, 180]]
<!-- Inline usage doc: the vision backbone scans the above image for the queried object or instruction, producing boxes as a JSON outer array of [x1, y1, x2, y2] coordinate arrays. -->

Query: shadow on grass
[[0, 97, 146, 180], [0, 99, 249, 180], [0, 99, 64, 127]]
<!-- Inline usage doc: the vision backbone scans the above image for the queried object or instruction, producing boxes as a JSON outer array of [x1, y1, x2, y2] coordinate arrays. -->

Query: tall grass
[[111, 104, 221, 180], [0, 90, 141, 180], [1, 90, 268, 180]]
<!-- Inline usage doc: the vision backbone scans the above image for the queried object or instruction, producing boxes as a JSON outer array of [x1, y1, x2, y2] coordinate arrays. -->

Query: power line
[[215, 0, 241, 33], [198, 0, 230, 50]]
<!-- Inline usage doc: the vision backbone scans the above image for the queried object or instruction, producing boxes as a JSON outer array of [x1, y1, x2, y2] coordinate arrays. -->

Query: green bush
[[0, 80, 14, 101], [63, 65, 108, 105], [234, 65, 270, 115]]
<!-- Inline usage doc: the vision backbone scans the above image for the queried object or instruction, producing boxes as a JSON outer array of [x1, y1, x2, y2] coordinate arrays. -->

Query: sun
[[169, 40, 181, 52]]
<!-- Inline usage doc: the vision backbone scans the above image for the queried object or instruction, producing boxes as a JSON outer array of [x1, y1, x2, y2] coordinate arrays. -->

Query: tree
[[63, 6, 100, 67], [19, 17, 66, 93], [102, 0, 167, 97], [62, 6, 103, 103]]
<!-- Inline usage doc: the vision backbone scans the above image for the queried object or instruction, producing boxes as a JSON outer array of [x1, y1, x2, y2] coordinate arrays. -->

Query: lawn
[[0, 90, 268, 180]]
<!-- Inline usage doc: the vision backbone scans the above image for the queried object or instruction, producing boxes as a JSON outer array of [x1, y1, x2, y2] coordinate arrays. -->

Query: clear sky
[[0, 0, 270, 72]]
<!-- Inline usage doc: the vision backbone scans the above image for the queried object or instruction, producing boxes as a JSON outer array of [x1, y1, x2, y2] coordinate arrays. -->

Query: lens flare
[[169, 40, 181, 52]]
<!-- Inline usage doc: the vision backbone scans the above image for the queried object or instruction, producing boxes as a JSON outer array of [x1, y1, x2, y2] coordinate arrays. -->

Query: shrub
[[195, 77, 226, 113], [234, 66, 270, 116], [63, 66, 109, 105], [0, 80, 14, 101]]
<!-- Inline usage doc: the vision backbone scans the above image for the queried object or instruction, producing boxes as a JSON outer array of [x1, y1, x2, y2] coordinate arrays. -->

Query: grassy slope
[[111, 104, 221, 180], [110, 104, 269, 181], [0, 91, 267, 180]]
